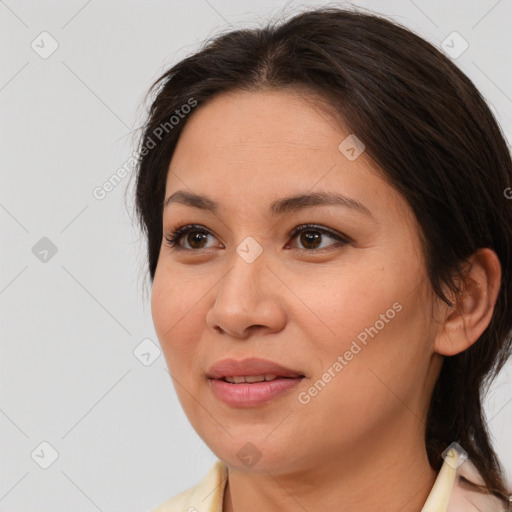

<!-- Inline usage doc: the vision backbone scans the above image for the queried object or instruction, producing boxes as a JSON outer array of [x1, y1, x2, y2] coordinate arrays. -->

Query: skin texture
[[151, 88, 501, 512]]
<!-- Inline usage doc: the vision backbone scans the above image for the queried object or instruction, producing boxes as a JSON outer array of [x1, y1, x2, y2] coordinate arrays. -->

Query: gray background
[[1, 1, 511, 511]]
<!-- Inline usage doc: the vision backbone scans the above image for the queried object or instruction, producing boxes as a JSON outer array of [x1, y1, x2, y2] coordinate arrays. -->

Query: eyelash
[[163, 223, 351, 252]]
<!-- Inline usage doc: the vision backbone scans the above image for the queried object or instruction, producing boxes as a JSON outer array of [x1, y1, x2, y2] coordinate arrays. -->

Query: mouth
[[206, 357, 306, 381], [217, 374, 304, 384], [206, 358, 306, 407], [208, 375, 305, 407]]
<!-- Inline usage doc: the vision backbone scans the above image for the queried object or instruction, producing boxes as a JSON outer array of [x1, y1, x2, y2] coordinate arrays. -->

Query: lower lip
[[209, 377, 304, 407]]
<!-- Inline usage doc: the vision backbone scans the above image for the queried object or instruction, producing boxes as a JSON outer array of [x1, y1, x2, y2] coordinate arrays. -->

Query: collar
[[421, 446, 460, 512], [151, 448, 506, 512]]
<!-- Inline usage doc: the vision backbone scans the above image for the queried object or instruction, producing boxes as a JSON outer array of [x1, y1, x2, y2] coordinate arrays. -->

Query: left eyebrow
[[164, 190, 374, 219]]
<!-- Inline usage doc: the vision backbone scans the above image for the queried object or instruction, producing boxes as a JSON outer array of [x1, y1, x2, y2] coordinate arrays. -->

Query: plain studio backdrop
[[1, 1, 511, 511]]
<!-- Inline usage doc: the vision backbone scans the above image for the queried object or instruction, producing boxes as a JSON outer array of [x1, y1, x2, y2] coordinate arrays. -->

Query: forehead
[[168, 89, 364, 186], [172, 88, 346, 157], [164, 89, 413, 226]]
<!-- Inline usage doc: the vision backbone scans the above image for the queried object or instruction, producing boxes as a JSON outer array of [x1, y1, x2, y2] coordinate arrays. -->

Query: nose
[[205, 251, 287, 338]]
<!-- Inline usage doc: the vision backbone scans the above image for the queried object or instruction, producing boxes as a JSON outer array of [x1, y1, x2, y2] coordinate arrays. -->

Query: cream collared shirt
[[150, 448, 508, 512]]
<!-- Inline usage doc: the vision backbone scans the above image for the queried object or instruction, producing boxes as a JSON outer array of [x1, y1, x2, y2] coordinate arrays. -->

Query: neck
[[223, 426, 437, 512]]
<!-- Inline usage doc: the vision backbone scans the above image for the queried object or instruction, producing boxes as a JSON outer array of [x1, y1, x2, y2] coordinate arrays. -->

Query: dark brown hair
[[133, 6, 512, 505]]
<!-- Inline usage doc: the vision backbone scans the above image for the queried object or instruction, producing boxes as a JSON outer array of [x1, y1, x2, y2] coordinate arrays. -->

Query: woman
[[134, 6, 512, 512]]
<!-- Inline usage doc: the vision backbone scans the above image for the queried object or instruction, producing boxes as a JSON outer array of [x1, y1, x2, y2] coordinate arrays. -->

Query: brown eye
[[288, 224, 350, 251], [299, 231, 322, 249], [164, 223, 349, 252], [186, 231, 209, 249], [164, 224, 218, 250]]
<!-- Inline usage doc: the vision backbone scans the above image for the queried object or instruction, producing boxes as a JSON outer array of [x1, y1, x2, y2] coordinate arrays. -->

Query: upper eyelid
[[165, 223, 349, 249], [289, 223, 348, 240], [168, 223, 343, 239]]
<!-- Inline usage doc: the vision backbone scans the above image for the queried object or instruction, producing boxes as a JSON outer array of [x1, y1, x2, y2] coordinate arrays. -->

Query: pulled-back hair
[[133, 6, 512, 505]]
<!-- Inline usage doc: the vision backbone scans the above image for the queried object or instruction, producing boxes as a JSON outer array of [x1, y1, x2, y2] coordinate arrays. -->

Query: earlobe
[[434, 248, 501, 357]]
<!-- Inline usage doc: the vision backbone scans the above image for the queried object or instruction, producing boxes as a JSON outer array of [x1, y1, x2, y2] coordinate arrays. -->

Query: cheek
[[151, 268, 214, 432], [151, 266, 203, 370], [297, 259, 431, 394], [294, 297, 430, 451], [151, 274, 211, 429], [290, 260, 403, 349], [326, 289, 431, 416]]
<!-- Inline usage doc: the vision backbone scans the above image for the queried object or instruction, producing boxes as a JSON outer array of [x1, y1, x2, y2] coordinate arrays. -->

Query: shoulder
[[447, 458, 510, 512], [149, 460, 228, 512]]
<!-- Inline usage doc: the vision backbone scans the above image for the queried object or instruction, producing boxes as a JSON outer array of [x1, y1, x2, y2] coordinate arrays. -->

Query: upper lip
[[206, 357, 305, 379]]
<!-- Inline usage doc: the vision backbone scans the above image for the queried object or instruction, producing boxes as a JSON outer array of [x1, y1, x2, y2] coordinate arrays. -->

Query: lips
[[206, 357, 305, 381], [206, 358, 306, 407]]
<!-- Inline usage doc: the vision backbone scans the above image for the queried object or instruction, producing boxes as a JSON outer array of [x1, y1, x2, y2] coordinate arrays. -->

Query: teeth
[[224, 374, 281, 383], [242, 375, 264, 383]]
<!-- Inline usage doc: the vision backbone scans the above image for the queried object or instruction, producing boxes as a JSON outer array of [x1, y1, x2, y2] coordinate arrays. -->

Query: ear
[[434, 248, 502, 357]]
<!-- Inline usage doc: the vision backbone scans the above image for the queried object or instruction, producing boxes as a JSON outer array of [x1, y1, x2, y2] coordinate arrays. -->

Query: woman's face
[[151, 88, 443, 473]]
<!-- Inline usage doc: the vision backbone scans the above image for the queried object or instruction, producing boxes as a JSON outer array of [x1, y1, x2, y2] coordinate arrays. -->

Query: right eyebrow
[[164, 190, 374, 219]]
